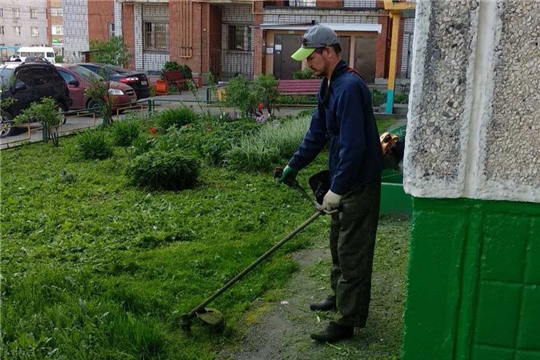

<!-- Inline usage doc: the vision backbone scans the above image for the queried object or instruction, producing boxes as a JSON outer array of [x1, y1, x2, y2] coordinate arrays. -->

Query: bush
[[75, 130, 114, 160], [13, 97, 64, 146], [225, 115, 311, 172], [126, 150, 200, 191], [197, 119, 261, 166], [157, 107, 198, 132], [110, 120, 140, 148], [224, 75, 258, 116], [293, 68, 316, 79], [162, 61, 192, 79], [253, 74, 280, 115], [371, 89, 386, 107]]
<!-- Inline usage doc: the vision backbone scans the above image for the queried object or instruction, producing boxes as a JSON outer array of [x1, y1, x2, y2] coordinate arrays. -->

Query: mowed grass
[[1, 116, 407, 359]]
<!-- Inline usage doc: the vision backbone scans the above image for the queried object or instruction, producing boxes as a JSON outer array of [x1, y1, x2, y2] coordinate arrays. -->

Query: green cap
[[291, 24, 339, 61]]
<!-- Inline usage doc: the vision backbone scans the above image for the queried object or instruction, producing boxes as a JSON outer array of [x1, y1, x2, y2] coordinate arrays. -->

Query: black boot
[[309, 296, 336, 311], [310, 321, 354, 343]]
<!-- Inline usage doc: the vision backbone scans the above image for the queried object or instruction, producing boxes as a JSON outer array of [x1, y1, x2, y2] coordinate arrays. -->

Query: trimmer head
[[180, 307, 225, 333]]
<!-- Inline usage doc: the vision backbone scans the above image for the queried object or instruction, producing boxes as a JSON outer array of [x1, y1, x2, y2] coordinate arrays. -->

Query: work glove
[[322, 190, 342, 212], [278, 165, 298, 185]]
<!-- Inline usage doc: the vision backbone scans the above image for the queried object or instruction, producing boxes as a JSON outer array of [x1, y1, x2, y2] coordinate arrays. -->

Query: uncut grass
[[1, 116, 400, 359]]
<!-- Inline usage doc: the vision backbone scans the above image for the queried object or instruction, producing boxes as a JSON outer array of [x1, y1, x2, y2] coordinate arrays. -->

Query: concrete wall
[[403, 0, 540, 204], [402, 1, 540, 359]]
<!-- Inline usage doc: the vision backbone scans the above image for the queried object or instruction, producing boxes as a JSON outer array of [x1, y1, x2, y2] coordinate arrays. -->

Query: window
[[31, 27, 39, 37], [57, 69, 75, 84], [108, 22, 115, 40], [144, 22, 169, 51], [51, 7, 63, 16], [13, 26, 21, 36], [13, 8, 20, 18], [0, 8, 3, 17], [30, 8, 37, 19], [228, 25, 251, 51], [0, 26, 4, 35], [52, 25, 63, 35]]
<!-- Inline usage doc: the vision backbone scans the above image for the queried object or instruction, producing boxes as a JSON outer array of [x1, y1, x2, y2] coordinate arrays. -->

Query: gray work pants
[[329, 180, 381, 328]]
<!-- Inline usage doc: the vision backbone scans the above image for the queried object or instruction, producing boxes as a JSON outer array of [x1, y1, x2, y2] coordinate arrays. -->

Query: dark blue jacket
[[288, 60, 384, 195]]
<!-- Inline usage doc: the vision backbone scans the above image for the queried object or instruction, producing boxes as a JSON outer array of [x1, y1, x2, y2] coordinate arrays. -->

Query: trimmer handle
[[273, 167, 299, 188]]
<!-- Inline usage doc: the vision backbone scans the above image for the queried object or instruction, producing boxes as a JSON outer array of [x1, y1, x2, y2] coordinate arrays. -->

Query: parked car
[[0, 61, 72, 138], [77, 63, 151, 100], [55, 64, 137, 114]]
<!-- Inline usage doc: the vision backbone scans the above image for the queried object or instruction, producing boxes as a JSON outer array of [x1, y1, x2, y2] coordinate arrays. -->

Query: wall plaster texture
[[403, 0, 540, 204]]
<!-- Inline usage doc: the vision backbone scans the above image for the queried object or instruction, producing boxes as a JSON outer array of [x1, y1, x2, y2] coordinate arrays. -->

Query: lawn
[[1, 111, 407, 359]]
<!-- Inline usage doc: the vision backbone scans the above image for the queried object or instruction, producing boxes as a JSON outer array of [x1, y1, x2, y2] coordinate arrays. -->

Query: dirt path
[[217, 215, 409, 360]]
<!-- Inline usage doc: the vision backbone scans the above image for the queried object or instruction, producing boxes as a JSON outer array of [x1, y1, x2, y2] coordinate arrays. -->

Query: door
[[58, 69, 84, 109], [273, 34, 302, 80], [11, 68, 36, 115], [353, 36, 377, 83], [339, 36, 350, 67]]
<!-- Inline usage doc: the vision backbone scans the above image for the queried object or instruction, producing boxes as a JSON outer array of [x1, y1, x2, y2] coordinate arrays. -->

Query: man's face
[[306, 47, 328, 77]]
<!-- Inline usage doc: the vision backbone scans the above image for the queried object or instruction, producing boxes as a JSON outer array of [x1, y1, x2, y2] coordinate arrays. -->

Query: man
[[278, 24, 384, 343]]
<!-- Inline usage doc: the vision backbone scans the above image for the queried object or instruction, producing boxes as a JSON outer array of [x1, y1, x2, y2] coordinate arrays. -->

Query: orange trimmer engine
[[380, 132, 405, 171]]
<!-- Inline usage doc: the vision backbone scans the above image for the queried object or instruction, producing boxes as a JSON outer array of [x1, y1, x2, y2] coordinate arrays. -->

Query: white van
[[16, 46, 56, 63]]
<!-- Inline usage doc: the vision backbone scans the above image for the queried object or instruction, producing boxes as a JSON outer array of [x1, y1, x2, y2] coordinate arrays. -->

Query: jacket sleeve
[[288, 103, 327, 171], [330, 83, 367, 195]]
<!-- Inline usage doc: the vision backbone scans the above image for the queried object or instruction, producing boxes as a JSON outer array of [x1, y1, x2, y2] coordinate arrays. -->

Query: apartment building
[[0, 0, 49, 60], [48, 0, 64, 56], [62, 0, 414, 85]]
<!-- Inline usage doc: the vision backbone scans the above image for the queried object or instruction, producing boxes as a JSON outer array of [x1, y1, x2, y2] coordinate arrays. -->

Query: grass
[[0, 112, 407, 359]]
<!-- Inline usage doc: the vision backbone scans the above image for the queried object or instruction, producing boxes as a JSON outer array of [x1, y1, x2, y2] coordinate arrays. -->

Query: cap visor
[[291, 47, 315, 61]]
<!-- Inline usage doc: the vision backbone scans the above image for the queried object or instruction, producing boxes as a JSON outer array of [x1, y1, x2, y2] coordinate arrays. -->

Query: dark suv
[[0, 61, 72, 137]]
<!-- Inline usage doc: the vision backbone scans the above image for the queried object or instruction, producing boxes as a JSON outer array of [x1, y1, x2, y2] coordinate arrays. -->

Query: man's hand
[[278, 165, 298, 185], [322, 190, 342, 211]]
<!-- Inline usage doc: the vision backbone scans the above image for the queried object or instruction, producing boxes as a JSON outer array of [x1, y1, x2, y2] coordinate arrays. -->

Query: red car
[[55, 64, 137, 113]]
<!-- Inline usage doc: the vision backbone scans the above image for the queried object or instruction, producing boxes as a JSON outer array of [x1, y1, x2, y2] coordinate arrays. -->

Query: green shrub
[[225, 115, 311, 172], [157, 107, 198, 132], [110, 120, 140, 148], [293, 68, 316, 79], [394, 93, 409, 104], [75, 130, 114, 160], [225, 75, 258, 115], [162, 61, 192, 79], [131, 135, 156, 157], [195, 119, 261, 166], [371, 89, 386, 107], [13, 97, 64, 146], [162, 61, 182, 72], [85, 77, 114, 125], [253, 74, 280, 115], [126, 150, 200, 190], [226, 140, 280, 172]]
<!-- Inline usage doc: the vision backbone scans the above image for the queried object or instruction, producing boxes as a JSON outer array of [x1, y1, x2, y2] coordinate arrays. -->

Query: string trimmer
[[179, 168, 332, 332]]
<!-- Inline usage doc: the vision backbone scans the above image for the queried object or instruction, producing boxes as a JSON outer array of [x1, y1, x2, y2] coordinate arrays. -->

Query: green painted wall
[[402, 197, 540, 360], [380, 169, 412, 215]]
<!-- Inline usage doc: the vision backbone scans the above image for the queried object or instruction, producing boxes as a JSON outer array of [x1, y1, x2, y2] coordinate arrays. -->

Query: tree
[[89, 36, 132, 67]]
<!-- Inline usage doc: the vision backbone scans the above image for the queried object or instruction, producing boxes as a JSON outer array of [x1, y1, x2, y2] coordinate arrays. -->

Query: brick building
[[63, 0, 414, 85]]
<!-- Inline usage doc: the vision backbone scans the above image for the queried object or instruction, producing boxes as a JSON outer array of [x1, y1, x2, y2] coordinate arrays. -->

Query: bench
[[163, 71, 197, 93], [277, 79, 321, 96]]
